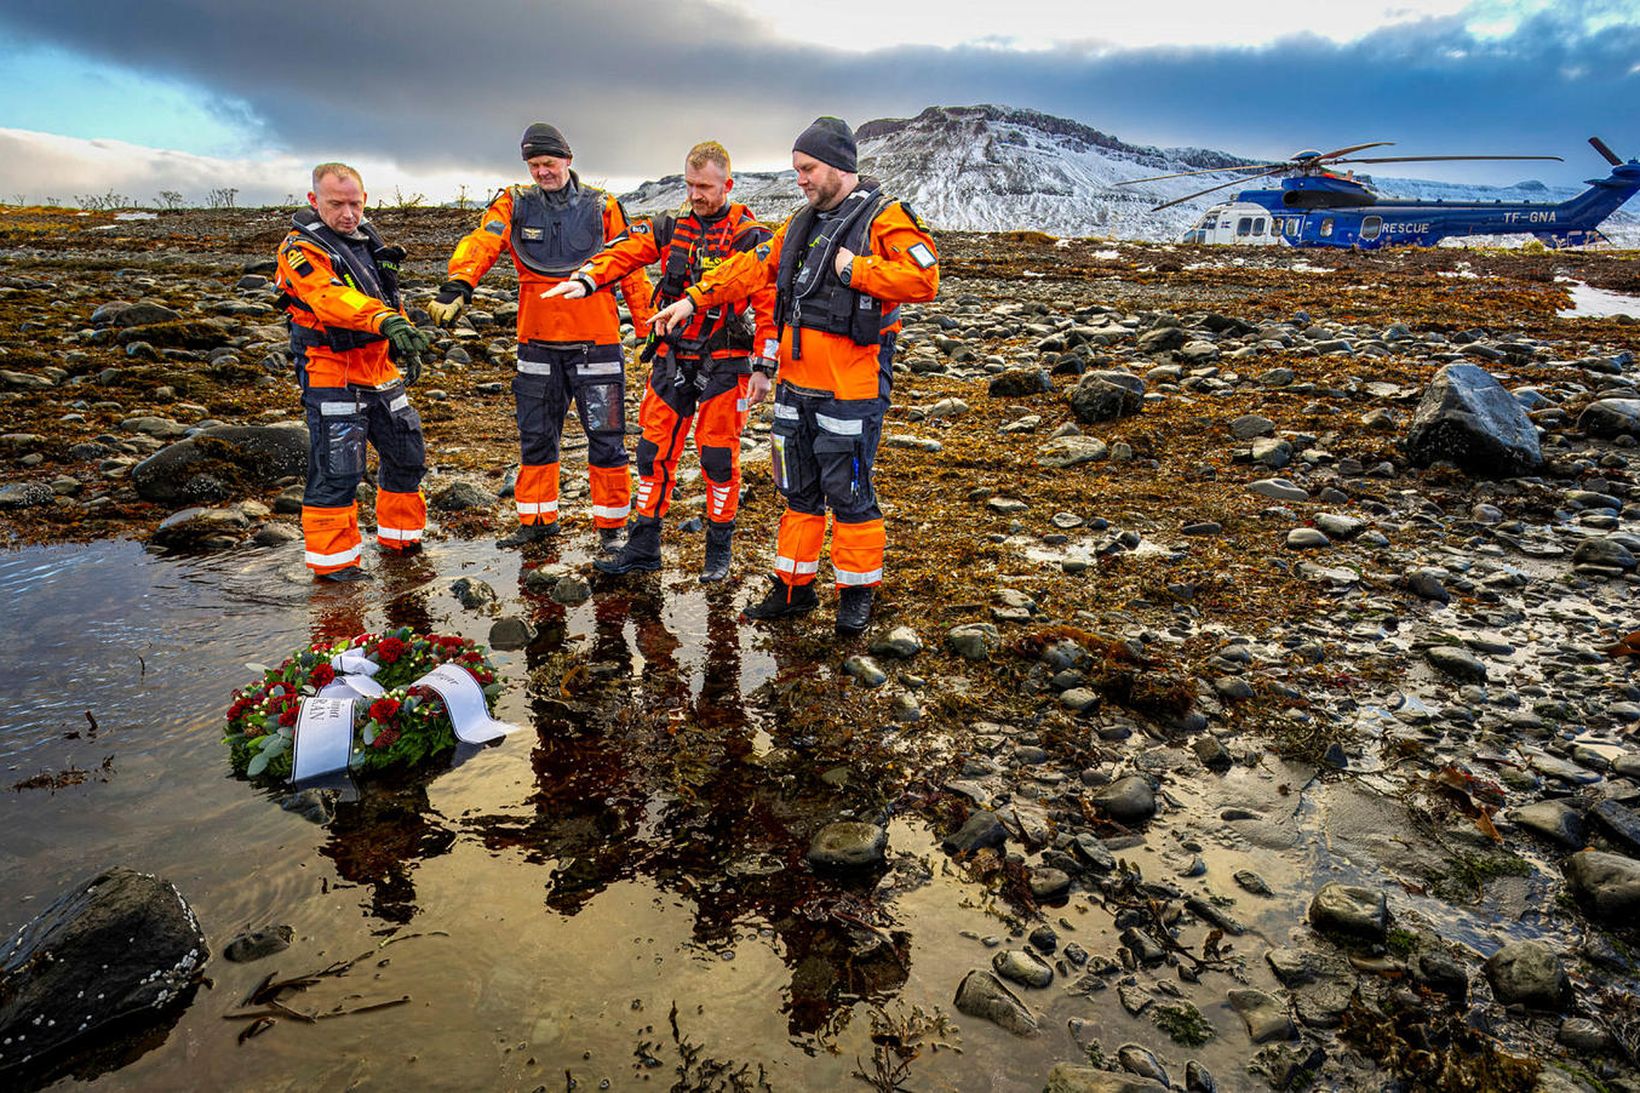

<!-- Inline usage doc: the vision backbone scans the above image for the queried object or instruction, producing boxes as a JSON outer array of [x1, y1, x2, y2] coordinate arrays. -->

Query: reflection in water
[[305, 551, 466, 924], [449, 571, 912, 1038]]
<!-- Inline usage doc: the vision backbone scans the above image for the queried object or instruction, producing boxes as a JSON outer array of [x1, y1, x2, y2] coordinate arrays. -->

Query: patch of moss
[[1152, 1002, 1214, 1047], [1385, 928, 1419, 958], [1428, 850, 1531, 903]]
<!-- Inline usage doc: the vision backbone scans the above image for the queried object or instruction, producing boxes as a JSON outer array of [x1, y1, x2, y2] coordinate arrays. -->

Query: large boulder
[[952, 969, 1038, 1036], [1564, 849, 1640, 922], [1578, 398, 1640, 439], [1484, 940, 1571, 1010], [0, 868, 207, 1083], [1404, 363, 1543, 476], [1068, 376, 1142, 424], [132, 424, 308, 504]]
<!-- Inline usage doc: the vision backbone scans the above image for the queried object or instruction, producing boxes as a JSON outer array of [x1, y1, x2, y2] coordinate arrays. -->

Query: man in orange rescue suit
[[650, 117, 939, 636], [543, 140, 776, 581], [275, 161, 433, 582], [426, 123, 654, 550]]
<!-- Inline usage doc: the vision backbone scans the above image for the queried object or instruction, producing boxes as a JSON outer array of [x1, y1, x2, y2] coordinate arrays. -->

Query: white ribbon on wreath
[[290, 646, 515, 782]]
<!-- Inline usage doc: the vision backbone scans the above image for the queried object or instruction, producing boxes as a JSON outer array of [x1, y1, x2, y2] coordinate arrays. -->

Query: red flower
[[372, 725, 400, 749], [375, 637, 406, 664], [309, 663, 336, 687], [369, 698, 401, 722], [279, 708, 298, 727]]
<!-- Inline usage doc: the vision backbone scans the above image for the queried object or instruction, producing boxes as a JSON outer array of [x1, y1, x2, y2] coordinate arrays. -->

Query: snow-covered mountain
[[620, 104, 1639, 244]]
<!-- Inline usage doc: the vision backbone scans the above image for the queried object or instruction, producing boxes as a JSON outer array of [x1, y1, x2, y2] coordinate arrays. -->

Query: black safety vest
[[773, 178, 897, 358], [280, 209, 403, 353], [649, 204, 768, 356], [509, 174, 607, 276]]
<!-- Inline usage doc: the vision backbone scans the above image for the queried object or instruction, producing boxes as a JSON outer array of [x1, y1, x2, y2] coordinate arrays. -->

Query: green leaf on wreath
[[483, 682, 504, 698], [246, 749, 272, 777], [362, 722, 377, 746], [245, 662, 270, 674], [261, 736, 288, 758]]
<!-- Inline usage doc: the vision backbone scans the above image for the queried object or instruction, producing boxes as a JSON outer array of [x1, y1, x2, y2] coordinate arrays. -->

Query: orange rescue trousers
[[766, 381, 886, 590], [511, 342, 631, 529], [633, 353, 751, 523], [301, 383, 426, 574]]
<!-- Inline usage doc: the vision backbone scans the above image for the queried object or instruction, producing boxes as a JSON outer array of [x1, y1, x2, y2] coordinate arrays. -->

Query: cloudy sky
[[0, 0, 1636, 207]]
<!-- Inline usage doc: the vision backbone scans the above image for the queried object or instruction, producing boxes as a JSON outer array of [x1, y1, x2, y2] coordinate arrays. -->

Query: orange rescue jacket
[[274, 210, 407, 389], [684, 192, 938, 401], [447, 174, 655, 347], [582, 202, 777, 363]]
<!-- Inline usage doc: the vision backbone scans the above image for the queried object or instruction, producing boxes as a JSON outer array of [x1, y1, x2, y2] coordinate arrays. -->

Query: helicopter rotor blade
[[1335, 154, 1563, 165], [1590, 136, 1624, 167], [1116, 162, 1287, 186], [1311, 141, 1394, 161], [1150, 167, 1288, 212]]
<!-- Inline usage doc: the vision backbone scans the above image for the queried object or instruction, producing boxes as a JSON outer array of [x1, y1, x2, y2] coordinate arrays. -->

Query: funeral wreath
[[223, 628, 503, 780]]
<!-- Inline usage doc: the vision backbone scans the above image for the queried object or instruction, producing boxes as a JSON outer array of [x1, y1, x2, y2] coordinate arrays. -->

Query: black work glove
[[426, 279, 473, 326], [380, 315, 431, 385]]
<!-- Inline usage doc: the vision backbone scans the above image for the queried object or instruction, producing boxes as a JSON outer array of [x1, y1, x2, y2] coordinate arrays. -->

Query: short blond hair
[[311, 162, 364, 191], [685, 141, 731, 175]]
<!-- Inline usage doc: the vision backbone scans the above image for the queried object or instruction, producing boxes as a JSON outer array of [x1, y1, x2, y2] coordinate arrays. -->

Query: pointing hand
[[651, 297, 696, 336], [541, 272, 594, 301]]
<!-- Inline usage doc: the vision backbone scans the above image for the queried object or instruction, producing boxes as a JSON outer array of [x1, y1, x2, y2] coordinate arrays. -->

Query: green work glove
[[380, 315, 431, 385]]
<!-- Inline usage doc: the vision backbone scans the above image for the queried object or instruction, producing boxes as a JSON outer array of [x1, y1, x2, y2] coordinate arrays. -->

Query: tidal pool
[[4, 534, 1597, 1090]]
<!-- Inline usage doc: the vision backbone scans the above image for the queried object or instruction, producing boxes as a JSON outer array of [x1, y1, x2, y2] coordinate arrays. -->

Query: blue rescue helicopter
[[1123, 138, 1640, 249]]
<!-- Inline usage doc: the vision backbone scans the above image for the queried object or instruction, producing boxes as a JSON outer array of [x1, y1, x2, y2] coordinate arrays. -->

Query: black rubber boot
[[740, 575, 818, 622], [835, 586, 874, 636], [699, 519, 734, 583], [598, 524, 627, 555], [317, 565, 372, 583], [497, 522, 560, 548], [594, 517, 661, 574]]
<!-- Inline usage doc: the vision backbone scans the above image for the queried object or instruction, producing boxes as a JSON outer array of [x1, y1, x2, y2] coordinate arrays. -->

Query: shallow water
[[1, 535, 1605, 1090], [1558, 278, 1640, 318], [0, 537, 1142, 1089]]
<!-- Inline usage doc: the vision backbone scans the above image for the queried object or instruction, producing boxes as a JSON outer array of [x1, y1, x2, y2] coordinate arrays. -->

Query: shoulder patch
[[282, 243, 315, 275], [733, 224, 773, 251], [907, 241, 937, 269], [632, 221, 651, 235], [899, 201, 930, 233], [754, 242, 773, 262], [484, 220, 506, 236]]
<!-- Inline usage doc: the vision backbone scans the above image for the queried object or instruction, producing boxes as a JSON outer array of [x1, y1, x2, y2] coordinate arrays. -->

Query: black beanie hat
[[521, 123, 572, 160], [792, 116, 857, 173]]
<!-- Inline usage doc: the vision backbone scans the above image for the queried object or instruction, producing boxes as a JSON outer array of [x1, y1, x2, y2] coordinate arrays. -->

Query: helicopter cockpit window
[[1319, 218, 1335, 238], [1236, 217, 1254, 237], [1360, 216, 1383, 241]]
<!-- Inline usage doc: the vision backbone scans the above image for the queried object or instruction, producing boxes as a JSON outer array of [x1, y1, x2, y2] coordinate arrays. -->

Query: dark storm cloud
[[0, 0, 1635, 185]]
